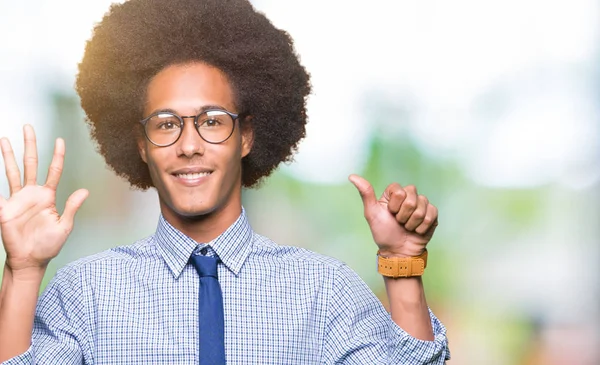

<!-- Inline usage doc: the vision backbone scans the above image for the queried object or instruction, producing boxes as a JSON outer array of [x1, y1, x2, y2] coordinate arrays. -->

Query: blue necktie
[[190, 254, 226, 364]]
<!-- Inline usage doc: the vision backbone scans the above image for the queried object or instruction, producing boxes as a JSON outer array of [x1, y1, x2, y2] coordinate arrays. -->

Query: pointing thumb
[[348, 174, 378, 211]]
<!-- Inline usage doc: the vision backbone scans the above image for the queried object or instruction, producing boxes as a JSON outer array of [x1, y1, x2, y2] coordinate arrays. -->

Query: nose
[[176, 117, 205, 157]]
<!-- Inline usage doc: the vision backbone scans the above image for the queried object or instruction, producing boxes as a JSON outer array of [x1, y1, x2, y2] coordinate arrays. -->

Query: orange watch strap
[[377, 249, 428, 278]]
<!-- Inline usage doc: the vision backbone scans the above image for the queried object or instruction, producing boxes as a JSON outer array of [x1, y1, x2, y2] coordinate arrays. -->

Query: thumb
[[348, 174, 378, 211], [60, 188, 89, 231]]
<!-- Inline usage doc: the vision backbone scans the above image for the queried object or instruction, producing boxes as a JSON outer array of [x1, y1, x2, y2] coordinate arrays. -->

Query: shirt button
[[200, 247, 208, 256]]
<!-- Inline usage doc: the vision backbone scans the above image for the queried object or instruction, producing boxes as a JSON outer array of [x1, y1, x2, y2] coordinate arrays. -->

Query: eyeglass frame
[[139, 108, 243, 147]]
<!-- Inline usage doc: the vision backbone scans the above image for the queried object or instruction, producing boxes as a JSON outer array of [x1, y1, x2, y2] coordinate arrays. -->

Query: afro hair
[[76, 0, 311, 189]]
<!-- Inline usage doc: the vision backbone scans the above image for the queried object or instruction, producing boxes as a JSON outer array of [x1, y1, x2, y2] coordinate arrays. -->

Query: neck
[[159, 198, 242, 244]]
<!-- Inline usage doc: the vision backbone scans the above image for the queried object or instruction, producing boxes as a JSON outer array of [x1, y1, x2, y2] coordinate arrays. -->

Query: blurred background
[[1, 0, 599, 363]]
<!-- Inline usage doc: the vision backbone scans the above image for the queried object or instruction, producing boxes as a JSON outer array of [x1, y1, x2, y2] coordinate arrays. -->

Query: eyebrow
[[149, 104, 230, 116]]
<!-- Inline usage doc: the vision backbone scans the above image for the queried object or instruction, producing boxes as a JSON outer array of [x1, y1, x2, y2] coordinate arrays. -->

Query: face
[[138, 62, 253, 223]]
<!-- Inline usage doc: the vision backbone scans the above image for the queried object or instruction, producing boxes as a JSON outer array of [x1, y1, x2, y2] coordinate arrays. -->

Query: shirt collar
[[154, 207, 254, 278]]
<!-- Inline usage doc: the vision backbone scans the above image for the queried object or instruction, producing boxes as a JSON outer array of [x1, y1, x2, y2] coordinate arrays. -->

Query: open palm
[[0, 125, 88, 272]]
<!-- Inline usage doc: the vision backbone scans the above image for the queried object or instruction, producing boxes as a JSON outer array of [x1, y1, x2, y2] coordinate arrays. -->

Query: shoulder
[[250, 235, 381, 307], [53, 235, 156, 278], [250, 233, 351, 273]]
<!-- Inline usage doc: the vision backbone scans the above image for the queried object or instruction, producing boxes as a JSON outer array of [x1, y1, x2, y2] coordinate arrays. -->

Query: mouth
[[171, 168, 214, 186], [174, 171, 212, 180]]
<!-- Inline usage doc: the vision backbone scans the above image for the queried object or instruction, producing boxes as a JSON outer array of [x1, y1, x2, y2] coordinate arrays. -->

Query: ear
[[137, 137, 148, 164], [240, 117, 254, 158]]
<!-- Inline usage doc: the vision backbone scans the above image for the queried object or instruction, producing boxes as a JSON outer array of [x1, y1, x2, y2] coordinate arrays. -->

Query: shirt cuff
[[389, 308, 451, 364]]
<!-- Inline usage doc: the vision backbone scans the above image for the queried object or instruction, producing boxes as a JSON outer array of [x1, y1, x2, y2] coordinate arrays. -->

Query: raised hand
[[349, 174, 438, 257], [0, 125, 88, 273]]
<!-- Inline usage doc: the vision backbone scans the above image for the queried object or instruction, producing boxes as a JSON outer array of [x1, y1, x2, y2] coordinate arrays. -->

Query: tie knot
[[191, 255, 218, 278]]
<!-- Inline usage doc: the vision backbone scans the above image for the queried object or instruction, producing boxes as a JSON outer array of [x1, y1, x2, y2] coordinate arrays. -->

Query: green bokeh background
[[1, 1, 599, 363]]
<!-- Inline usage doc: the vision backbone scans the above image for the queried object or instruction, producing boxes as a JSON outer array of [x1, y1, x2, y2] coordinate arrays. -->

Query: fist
[[349, 174, 438, 257]]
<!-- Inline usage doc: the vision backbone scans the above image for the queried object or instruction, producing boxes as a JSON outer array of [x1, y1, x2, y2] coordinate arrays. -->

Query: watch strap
[[377, 249, 428, 278]]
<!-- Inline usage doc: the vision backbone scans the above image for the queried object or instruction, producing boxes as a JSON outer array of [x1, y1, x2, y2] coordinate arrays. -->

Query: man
[[0, 0, 450, 363]]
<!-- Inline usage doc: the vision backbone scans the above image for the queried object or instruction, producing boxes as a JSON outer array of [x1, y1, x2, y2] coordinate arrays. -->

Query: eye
[[158, 121, 176, 129], [201, 118, 222, 128], [151, 114, 181, 130]]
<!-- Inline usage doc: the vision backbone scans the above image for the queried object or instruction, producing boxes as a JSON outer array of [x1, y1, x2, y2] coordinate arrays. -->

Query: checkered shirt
[[4, 209, 450, 364]]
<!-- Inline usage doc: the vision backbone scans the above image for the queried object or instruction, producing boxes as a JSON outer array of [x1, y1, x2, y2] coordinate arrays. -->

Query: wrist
[[377, 249, 428, 278], [377, 246, 425, 258], [4, 262, 47, 284]]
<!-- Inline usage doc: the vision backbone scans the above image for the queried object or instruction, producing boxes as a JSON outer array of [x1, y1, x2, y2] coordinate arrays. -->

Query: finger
[[415, 204, 438, 235], [59, 189, 89, 232], [405, 195, 429, 231], [23, 125, 38, 186], [0, 138, 22, 194], [348, 174, 378, 216], [395, 185, 418, 224], [45, 138, 65, 191], [383, 183, 406, 215]]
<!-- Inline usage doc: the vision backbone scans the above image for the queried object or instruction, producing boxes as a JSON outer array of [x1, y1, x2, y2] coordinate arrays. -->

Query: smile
[[175, 172, 212, 180], [171, 170, 213, 187]]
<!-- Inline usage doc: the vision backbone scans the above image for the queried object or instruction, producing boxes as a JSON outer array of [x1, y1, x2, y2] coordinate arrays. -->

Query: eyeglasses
[[139, 109, 241, 147]]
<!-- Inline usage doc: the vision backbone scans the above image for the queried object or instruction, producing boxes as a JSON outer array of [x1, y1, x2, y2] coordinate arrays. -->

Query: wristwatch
[[376, 249, 428, 278]]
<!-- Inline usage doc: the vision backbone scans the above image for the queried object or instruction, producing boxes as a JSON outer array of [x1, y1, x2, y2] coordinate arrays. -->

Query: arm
[[1, 264, 92, 365], [323, 264, 449, 365], [0, 126, 88, 362], [348, 175, 450, 360], [0, 266, 46, 361], [384, 276, 433, 340]]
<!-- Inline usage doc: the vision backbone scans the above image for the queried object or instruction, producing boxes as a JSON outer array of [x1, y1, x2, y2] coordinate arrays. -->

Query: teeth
[[176, 172, 211, 179]]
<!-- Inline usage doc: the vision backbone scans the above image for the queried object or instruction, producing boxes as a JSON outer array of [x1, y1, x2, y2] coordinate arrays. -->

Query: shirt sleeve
[[1, 266, 90, 365], [322, 264, 450, 365]]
